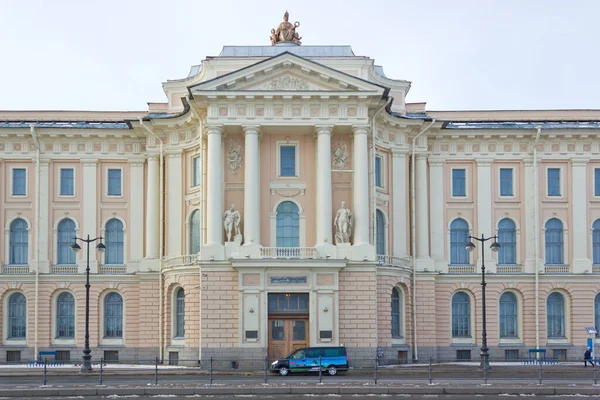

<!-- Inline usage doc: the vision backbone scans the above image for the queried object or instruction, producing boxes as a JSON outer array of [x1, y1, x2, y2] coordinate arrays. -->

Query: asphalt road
[[5, 396, 600, 400]]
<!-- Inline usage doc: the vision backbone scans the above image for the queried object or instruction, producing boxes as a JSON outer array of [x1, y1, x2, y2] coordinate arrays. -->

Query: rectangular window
[[504, 349, 519, 360], [375, 156, 382, 187], [168, 352, 179, 365], [12, 168, 26, 196], [452, 169, 466, 197], [595, 169, 600, 196], [499, 168, 513, 196], [107, 169, 122, 196], [6, 351, 21, 363], [552, 349, 567, 361], [193, 157, 201, 187], [103, 350, 119, 362], [60, 168, 74, 196], [280, 145, 296, 177], [456, 350, 471, 360], [56, 351, 70, 361], [547, 168, 561, 196]]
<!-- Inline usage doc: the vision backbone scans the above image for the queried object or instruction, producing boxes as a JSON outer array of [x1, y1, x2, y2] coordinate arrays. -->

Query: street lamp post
[[465, 234, 500, 371], [71, 235, 106, 373]]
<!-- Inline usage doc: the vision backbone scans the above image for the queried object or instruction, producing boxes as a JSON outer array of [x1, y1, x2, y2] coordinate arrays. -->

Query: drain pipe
[[30, 125, 41, 359], [410, 118, 436, 361], [138, 119, 164, 361], [533, 126, 541, 352]]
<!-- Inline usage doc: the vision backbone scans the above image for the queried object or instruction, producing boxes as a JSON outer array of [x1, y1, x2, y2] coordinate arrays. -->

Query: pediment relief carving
[[238, 72, 348, 91]]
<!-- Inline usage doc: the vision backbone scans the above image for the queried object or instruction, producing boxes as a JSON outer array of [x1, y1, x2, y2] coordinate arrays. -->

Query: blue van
[[270, 346, 349, 376]]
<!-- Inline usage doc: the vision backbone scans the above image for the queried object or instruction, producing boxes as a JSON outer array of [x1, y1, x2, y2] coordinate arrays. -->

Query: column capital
[[206, 124, 224, 135], [475, 158, 494, 167], [81, 158, 98, 167], [415, 153, 428, 161], [242, 125, 261, 136], [146, 153, 160, 161], [315, 125, 334, 135], [428, 157, 446, 167], [352, 125, 370, 135], [128, 157, 146, 167], [572, 157, 590, 167]]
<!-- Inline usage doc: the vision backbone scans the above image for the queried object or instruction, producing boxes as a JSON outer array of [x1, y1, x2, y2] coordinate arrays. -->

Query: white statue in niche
[[223, 204, 242, 243], [334, 201, 353, 244]]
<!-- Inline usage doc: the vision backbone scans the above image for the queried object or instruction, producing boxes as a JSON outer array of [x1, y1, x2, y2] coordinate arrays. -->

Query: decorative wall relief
[[227, 138, 242, 175], [332, 138, 349, 169], [260, 75, 309, 90]]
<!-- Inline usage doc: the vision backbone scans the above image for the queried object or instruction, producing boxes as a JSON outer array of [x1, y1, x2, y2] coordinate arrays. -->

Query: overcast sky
[[1, 0, 598, 112]]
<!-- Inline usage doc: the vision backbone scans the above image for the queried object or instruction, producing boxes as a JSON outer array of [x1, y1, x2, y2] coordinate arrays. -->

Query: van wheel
[[327, 365, 338, 376], [279, 366, 289, 376]]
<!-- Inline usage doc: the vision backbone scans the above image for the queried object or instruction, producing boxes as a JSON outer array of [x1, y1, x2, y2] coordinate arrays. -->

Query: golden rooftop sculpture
[[270, 11, 302, 45]]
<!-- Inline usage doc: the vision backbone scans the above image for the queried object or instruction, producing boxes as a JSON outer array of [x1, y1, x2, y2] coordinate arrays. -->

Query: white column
[[415, 154, 430, 260], [350, 125, 374, 260], [81, 159, 98, 272], [129, 159, 145, 266], [166, 150, 183, 257], [392, 149, 408, 257], [145, 154, 160, 259], [316, 125, 333, 245], [572, 158, 591, 273], [476, 159, 495, 272], [429, 158, 446, 271], [523, 159, 536, 273], [243, 125, 261, 246], [203, 125, 225, 259], [37, 160, 50, 272]]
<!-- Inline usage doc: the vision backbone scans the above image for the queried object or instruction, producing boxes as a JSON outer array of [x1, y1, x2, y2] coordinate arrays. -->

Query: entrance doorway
[[267, 293, 309, 361]]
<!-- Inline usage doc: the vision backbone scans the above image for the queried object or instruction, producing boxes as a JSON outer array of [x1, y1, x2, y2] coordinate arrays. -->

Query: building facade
[[1, 33, 600, 365]]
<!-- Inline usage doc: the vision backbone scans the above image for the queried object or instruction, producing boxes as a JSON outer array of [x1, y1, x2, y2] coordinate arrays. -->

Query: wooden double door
[[268, 317, 309, 361]]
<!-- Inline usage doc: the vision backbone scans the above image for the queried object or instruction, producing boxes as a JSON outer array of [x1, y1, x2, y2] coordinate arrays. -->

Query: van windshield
[[286, 349, 305, 359]]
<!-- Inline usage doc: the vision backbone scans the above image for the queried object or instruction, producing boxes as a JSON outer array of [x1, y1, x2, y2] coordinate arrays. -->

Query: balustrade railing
[[163, 254, 199, 268], [544, 265, 570, 274], [260, 247, 316, 259], [448, 265, 475, 274], [100, 265, 127, 274], [52, 265, 78, 274], [377, 255, 412, 269], [2, 265, 30, 274], [496, 265, 523, 274], [593, 265, 600, 274]]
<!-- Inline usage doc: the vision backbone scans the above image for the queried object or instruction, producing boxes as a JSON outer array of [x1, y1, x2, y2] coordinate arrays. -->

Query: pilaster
[[415, 154, 433, 270], [428, 158, 446, 272], [391, 149, 408, 258], [572, 158, 592, 273], [166, 150, 183, 257], [128, 158, 145, 270], [37, 159, 50, 272], [476, 159, 495, 272], [81, 158, 98, 272]]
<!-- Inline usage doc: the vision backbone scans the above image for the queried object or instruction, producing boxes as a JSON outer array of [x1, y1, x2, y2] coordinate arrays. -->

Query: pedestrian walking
[[584, 347, 595, 367]]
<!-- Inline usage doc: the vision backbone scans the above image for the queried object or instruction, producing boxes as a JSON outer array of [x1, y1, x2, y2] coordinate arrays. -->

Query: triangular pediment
[[189, 52, 388, 97]]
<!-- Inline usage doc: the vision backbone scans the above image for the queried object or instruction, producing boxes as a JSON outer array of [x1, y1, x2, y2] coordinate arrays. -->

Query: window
[[376, 210, 385, 255], [105, 219, 124, 265], [547, 292, 565, 338], [104, 292, 123, 338], [375, 156, 383, 187], [547, 168, 561, 196], [451, 292, 470, 338], [9, 218, 28, 265], [175, 288, 185, 338], [276, 202, 299, 247], [190, 210, 201, 254], [595, 293, 600, 338], [595, 169, 600, 196], [104, 350, 119, 362], [280, 145, 296, 177], [60, 168, 74, 196], [391, 288, 402, 338], [57, 219, 76, 265], [499, 292, 518, 338], [8, 293, 26, 339], [12, 168, 26, 196], [56, 292, 75, 338], [552, 349, 567, 360], [456, 350, 471, 360], [450, 219, 470, 265], [499, 168, 513, 196], [56, 351, 70, 361], [452, 169, 466, 197], [6, 351, 21, 363], [504, 350, 519, 360], [192, 157, 201, 187], [545, 218, 563, 265], [593, 220, 600, 265], [498, 218, 516, 265], [169, 351, 179, 365], [107, 169, 122, 196]]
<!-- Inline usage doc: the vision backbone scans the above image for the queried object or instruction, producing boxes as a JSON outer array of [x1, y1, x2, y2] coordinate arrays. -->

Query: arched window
[[545, 218, 563, 265], [452, 292, 470, 338], [104, 292, 123, 338], [595, 293, 600, 338], [57, 219, 76, 265], [56, 292, 75, 338], [9, 218, 28, 265], [276, 202, 299, 247], [391, 287, 402, 338], [105, 219, 124, 265], [498, 218, 516, 265], [593, 220, 600, 265], [190, 210, 201, 254], [8, 293, 26, 339], [547, 292, 565, 338], [376, 210, 385, 255], [450, 219, 469, 265], [499, 292, 518, 338], [175, 288, 185, 338]]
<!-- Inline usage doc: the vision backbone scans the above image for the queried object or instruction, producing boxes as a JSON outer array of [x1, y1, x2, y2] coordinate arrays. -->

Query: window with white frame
[[452, 169, 466, 197], [547, 292, 565, 338], [174, 288, 185, 338], [497, 218, 517, 265], [104, 292, 123, 338], [276, 201, 299, 247], [107, 169, 122, 196], [56, 292, 75, 338], [499, 168, 513, 196], [12, 168, 26, 196], [545, 218, 563, 265], [60, 168, 74, 196], [192, 156, 201, 187], [375, 156, 383, 188], [8, 293, 26, 339], [450, 218, 470, 265], [391, 287, 403, 338], [9, 218, 28, 265], [57, 219, 76, 265], [105, 219, 124, 265], [499, 292, 518, 338], [452, 292, 470, 338], [278, 144, 297, 177], [595, 168, 600, 196], [547, 168, 561, 197]]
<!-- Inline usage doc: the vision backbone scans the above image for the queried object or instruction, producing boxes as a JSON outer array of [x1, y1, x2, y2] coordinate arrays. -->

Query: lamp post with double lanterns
[[465, 233, 500, 371], [71, 235, 106, 373]]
